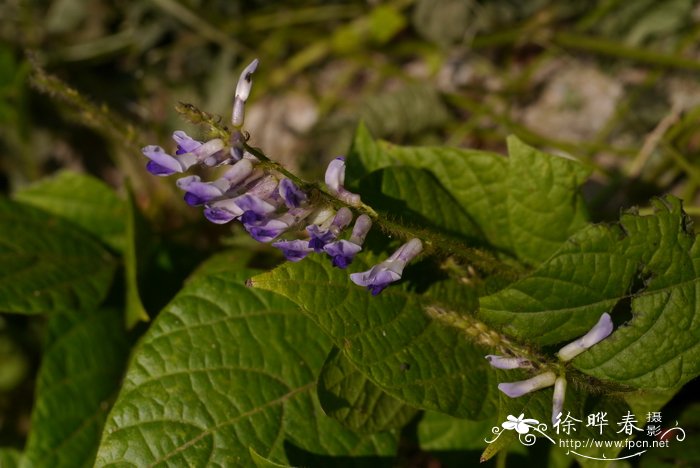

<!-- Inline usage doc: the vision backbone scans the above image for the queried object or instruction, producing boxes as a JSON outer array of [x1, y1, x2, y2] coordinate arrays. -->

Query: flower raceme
[[487, 313, 614, 424], [141, 59, 424, 294]]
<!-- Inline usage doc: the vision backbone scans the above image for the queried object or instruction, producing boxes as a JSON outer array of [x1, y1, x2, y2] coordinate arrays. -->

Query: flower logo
[[502, 414, 540, 434]]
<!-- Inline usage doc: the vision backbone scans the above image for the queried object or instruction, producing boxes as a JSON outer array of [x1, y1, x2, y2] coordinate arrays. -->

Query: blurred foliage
[[1, 0, 700, 464]]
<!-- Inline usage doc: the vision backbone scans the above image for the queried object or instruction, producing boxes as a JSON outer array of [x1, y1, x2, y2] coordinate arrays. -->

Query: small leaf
[[20, 308, 129, 468], [96, 254, 397, 466], [0, 198, 116, 314], [14, 170, 126, 252], [318, 347, 418, 433]]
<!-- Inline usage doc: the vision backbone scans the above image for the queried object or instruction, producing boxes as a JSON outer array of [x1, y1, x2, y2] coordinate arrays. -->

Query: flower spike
[[142, 59, 426, 297], [557, 313, 614, 362]]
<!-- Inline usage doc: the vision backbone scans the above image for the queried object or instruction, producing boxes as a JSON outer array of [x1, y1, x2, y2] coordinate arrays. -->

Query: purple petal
[[246, 219, 289, 243], [324, 240, 362, 269], [324, 157, 346, 194], [306, 225, 335, 252], [349, 267, 401, 295], [279, 178, 307, 208], [142, 145, 182, 174], [350, 215, 372, 245], [272, 240, 314, 262], [172, 130, 202, 155], [203, 207, 237, 224], [146, 160, 177, 176], [235, 194, 276, 216]]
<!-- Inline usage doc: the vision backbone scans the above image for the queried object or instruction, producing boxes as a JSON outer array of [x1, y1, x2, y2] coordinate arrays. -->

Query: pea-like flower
[[324, 214, 372, 269], [557, 312, 613, 361], [350, 238, 423, 295], [324, 157, 361, 206]]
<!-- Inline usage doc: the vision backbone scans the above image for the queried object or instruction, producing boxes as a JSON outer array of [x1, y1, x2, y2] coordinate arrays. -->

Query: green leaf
[[0, 198, 116, 314], [481, 196, 700, 390], [14, 171, 126, 252], [0, 448, 22, 468], [96, 254, 398, 466], [318, 347, 418, 433], [348, 125, 590, 264], [249, 447, 296, 468], [20, 308, 129, 468], [417, 411, 495, 451], [251, 255, 501, 420], [358, 166, 483, 241]]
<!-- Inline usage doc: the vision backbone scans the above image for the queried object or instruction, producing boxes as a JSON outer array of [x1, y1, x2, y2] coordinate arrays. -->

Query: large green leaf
[[348, 125, 590, 264], [481, 197, 700, 390], [251, 255, 501, 420], [96, 254, 397, 466], [20, 308, 129, 468], [14, 171, 126, 252], [0, 198, 116, 314], [318, 347, 418, 433]]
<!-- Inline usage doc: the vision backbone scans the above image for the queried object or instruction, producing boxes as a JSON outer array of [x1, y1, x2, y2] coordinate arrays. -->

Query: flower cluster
[[141, 59, 423, 294], [486, 313, 614, 424]]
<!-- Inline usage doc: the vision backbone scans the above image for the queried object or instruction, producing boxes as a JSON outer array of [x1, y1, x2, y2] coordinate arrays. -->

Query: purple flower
[[245, 207, 311, 243], [272, 240, 314, 262], [278, 178, 307, 208], [307, 225, 335, 252], [323, 214, 372, 268], [142, 146, 196, 176], [556, 313, 614, 362], [176, 176, 226, 206], [246, 219, 289, 242], [203, 207, 237, 224], [498, 371, 557, 398], [324, 157, 361, 206], [173, 130, 202, 154], [142, 137, 225, 176], [324, 240, 363, 268], [306, 208, 353, 252], [350, 238, 422, 295]]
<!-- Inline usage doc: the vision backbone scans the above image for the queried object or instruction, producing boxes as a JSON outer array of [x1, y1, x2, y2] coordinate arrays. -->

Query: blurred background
[[2, 0, 700, 459]]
